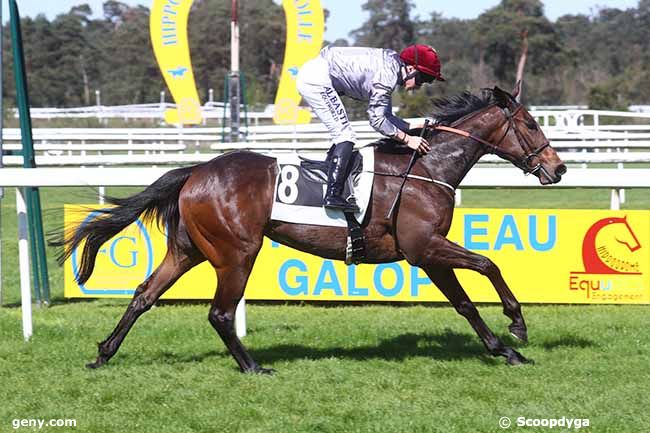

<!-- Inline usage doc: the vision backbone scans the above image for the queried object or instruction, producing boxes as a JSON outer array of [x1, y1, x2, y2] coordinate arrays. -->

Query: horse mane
[[432, 89, 496, 125], [374, 89, 496, 153]]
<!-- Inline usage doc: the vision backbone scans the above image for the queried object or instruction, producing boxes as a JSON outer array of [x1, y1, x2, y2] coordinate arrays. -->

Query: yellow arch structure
[[273, 0, 324, 124], [150, 0, 324, 126], [150, 0, 202, 125]]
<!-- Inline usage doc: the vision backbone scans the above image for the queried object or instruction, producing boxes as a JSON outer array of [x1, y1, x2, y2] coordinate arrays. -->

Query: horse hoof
[[506, 349, 533, 366], [509, 324, 528, 343], [243, 366, 276, 375], [86, 357, 106, 369]]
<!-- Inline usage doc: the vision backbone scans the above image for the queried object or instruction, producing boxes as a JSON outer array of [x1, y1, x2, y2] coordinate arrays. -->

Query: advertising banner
[[64, 208, 650, 304]]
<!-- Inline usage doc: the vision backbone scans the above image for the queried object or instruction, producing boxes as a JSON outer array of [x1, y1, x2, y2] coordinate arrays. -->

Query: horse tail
[[53, 166, 195, 284]]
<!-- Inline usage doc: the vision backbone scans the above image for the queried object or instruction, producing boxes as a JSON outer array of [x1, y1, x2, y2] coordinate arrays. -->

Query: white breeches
[[296, 56, 356, 145]]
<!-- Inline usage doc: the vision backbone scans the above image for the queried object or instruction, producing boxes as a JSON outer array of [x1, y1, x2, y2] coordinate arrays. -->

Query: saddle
[[298, 151, 366, 265]]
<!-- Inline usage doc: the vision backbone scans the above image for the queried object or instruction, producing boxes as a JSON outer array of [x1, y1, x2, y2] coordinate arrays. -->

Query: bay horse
[[55, 85, 566, 373]]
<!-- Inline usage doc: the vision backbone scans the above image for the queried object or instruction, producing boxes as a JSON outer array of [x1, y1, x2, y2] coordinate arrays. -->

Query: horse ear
[[492, 86, 509, 108], [512, 81, 522, 99]]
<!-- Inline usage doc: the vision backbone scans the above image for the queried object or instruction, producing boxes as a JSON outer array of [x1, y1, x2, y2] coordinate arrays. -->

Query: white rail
[[5, 110, 650, 143], [2, 149, 650, 167], [0, 166, 647, 187]]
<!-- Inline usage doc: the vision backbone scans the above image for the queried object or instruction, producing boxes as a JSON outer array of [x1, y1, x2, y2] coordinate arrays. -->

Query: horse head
[[488, 84, 566, 185]]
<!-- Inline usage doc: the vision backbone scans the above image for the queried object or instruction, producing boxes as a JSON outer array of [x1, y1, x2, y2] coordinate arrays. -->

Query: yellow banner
[[273, 0, 324, 124], [150, 0, 202, 125], [64, 208, 650, 304]]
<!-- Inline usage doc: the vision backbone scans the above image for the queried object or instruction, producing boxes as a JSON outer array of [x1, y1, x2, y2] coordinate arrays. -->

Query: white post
[[617, 162, 626, 204], [98, 159, 106, 204], [229, 0, 241, 142], [235, 298, 246, 337], [610, 188, 621, 210], [95, 89, 103, 125], [455, 189, 462, 206], [0, 0, 3, 307], [16, 188, 32, 341], [0, 201, 3, 306]]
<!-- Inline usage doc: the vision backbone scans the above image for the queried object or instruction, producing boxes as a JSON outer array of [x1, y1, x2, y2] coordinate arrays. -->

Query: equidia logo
[[569, 216, 643, 299], [71, 211, 154, 296]]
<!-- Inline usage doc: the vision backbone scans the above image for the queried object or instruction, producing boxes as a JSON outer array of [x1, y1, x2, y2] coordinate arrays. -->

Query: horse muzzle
[[537, 163, 566, 185]]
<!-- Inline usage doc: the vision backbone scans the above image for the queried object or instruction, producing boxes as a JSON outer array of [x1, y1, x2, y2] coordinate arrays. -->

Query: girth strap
[[344, 211, 365, 265]]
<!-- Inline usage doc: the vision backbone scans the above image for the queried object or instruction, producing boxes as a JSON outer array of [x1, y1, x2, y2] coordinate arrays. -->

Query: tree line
[[3, 0, 650, 118]]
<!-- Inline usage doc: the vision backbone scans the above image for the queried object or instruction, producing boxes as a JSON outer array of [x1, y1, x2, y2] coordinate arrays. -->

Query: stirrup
[[344, 212, 365, 265], [324, 196, 360, 212]]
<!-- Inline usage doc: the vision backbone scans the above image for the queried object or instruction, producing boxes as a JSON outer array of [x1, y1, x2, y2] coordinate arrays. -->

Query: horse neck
[[421, 107, 504, 188]]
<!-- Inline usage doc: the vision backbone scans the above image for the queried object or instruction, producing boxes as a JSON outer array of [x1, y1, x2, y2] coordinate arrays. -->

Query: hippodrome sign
[[150, 0, 324, 125], [64, 208, 650, 304]]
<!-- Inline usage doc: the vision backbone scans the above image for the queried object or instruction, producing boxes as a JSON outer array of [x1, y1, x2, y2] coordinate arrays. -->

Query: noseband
[[430, 104, 552, 180]]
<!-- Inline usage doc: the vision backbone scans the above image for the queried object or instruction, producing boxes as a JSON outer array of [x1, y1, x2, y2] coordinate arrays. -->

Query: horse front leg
[[422, 264, 530, 365], [410, 234, 528, 342]]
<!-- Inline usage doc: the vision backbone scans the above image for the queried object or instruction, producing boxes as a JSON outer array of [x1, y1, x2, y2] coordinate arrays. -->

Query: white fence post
[[16, 187, 32, 341], [235, 298, 246, 338], [610, 188, 621, 210]]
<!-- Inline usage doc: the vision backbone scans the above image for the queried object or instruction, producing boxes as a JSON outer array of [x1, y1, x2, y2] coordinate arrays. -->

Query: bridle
[[430, 104, 552, 180]]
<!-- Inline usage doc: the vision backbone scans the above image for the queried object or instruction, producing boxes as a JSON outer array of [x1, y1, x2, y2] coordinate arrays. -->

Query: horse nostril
[[556, 164, 567, 176]]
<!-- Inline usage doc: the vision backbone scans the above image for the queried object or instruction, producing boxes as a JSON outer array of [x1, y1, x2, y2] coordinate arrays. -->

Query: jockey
[[296, 44, 444, 212]]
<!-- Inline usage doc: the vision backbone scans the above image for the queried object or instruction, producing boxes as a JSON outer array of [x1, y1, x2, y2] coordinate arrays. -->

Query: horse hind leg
[[207, 249, 272, 374], [178, 175, 271, 372], [184, 222, 268, 372], [87, 249, 201, 369]]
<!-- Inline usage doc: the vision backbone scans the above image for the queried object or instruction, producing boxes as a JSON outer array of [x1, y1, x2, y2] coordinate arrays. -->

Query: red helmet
[[399, 44, 445, 82]]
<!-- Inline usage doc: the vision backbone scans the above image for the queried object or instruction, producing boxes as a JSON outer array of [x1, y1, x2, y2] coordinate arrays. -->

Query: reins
[[429, 104, 552, 179], [376, 100, 553, 221]]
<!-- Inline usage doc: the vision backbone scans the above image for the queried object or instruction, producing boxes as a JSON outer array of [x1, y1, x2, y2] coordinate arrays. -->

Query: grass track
[[1, 303, 649, 432], [1, 186, 650, 432]]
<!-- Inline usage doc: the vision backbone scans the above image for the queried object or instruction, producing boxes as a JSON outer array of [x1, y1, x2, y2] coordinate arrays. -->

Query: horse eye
[[525, 119, 538, 131]]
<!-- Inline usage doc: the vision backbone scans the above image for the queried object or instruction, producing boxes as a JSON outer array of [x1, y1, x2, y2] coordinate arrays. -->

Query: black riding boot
[[324, 141, 359, 212]]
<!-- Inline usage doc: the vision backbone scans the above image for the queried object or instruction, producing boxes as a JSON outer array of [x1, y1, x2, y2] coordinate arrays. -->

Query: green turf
[[1, 303, 649, 433], [460, 187, 650, 209]]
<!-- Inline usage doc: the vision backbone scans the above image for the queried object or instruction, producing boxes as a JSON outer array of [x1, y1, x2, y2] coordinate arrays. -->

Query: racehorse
[[54, 85, 566, 373]]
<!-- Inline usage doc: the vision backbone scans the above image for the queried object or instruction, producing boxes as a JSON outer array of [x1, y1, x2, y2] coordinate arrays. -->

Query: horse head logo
[[581, 216, 641, 274], [167, 67, 188, 78]]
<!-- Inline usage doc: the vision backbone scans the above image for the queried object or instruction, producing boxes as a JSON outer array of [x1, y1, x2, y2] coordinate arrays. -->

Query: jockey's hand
[[405, 134, 430, 155]]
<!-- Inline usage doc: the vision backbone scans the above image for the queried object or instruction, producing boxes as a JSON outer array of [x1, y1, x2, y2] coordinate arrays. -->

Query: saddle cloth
[[271, 146, 374, 227]]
